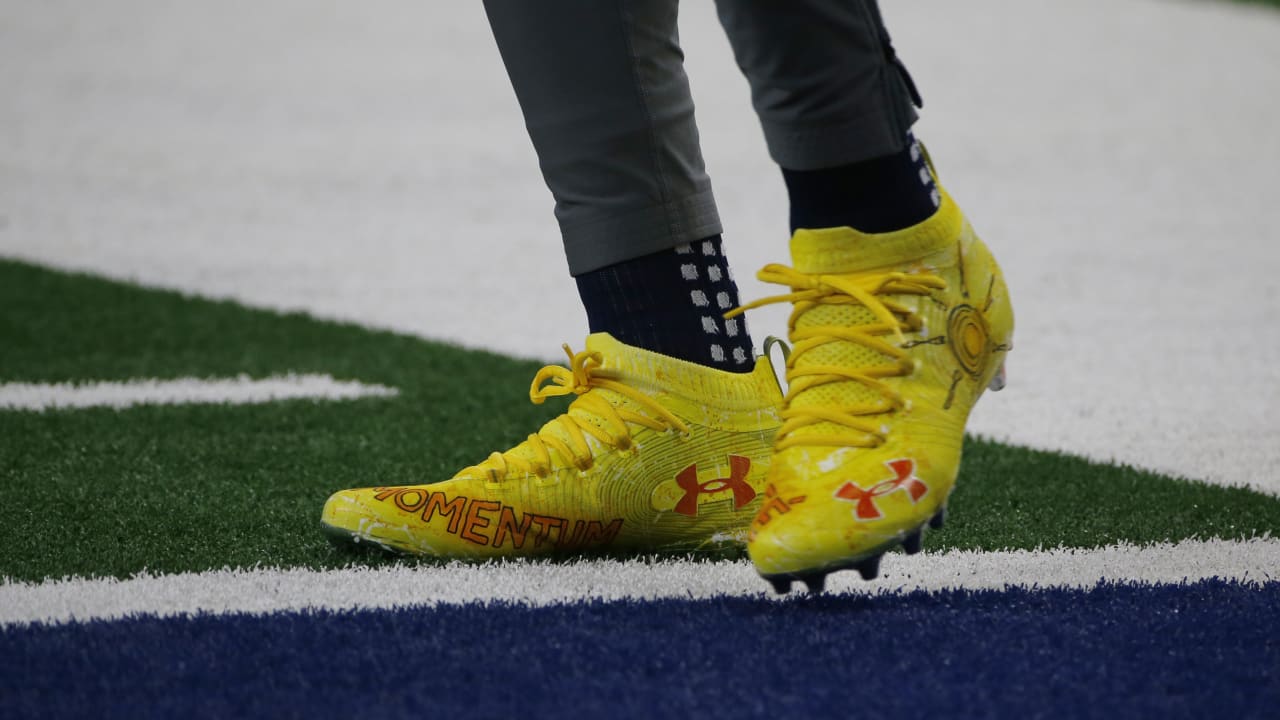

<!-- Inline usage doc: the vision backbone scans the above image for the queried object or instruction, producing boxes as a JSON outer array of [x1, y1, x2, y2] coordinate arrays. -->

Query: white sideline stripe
[[2, 538, 1275, 627], [0, 375, 399, 410]]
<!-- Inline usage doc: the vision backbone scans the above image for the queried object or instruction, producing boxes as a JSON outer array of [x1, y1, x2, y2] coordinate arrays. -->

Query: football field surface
[[2, 0, 1279, 717], [2, 261, 1278, 717]]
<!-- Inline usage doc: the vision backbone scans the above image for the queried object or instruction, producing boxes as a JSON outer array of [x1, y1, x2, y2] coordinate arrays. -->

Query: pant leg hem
[[561, 188, 722, 275], [763, 105, 918, 171]]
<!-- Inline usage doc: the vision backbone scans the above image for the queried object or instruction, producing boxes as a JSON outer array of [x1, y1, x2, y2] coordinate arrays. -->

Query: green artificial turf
[[2, 259, 1278, 583]]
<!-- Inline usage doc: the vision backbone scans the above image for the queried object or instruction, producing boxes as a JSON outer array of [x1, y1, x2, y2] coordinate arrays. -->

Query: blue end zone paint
[[3, 580, 1277, 719]]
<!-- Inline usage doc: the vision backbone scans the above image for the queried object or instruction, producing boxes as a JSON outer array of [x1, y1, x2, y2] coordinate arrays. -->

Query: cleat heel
[[929, 507, 947, 530], [769, 577, 793, 595], [855, 554, 882, 581], [901, 529, 923, 555]]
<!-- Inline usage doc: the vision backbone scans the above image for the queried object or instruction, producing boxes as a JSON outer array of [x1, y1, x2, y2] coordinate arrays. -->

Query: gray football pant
[[483, 0, 920, 276]]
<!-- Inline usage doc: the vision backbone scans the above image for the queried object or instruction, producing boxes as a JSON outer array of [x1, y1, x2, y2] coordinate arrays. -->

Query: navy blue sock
[[782, 132, 940, 234], [574, 236, 755, 372]]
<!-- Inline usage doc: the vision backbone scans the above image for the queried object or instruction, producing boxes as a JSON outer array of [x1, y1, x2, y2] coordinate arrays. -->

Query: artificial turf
[[3, 259, 1278, 582]]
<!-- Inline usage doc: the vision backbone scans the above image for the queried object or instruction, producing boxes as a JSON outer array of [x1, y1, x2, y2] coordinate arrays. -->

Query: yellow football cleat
[[321, 333, 783, 558], [730, 183, 1014, 593]]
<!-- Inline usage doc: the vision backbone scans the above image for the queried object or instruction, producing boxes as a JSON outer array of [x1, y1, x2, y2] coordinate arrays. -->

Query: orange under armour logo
[[673, 455, 755, 517], [834, 458, 928, 521]]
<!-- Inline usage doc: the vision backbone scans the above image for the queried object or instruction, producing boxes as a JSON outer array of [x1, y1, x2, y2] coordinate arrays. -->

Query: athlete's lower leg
[[485, 0, 753, 370]]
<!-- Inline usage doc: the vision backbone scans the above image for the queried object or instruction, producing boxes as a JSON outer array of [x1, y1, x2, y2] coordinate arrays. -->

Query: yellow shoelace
[[727, 264, 946, 450], [464, 344, 690, 483]]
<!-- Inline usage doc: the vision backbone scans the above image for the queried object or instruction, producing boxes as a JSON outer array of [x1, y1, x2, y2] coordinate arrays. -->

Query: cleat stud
[[768, 577, 793, 595], [801, 573, 827, 594], [988, 362, 1007, 392], [929, 507, 947, 530], [901, 529, 923, 555], [855, 554, 882, 581]]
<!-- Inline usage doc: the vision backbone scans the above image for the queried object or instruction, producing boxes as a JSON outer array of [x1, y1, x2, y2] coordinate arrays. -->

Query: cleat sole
[[901, 529, 923, 555], [854, 554, 882, 581], [320, 522, 405, 556], [756, 508, 951, 590], [929, 507, 947, 530], [769, 577, 793, 595], [988, 361, 1007, 392], [800, 573, 827, 594]]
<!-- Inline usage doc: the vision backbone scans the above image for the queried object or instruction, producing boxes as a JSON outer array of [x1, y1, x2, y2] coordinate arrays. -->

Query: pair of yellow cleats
[[321, 186, 1013, 592]]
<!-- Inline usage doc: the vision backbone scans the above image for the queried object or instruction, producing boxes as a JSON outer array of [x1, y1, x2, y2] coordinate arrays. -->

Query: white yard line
[[2, 538, 1275, 627], [0, 375, 398, 411]]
